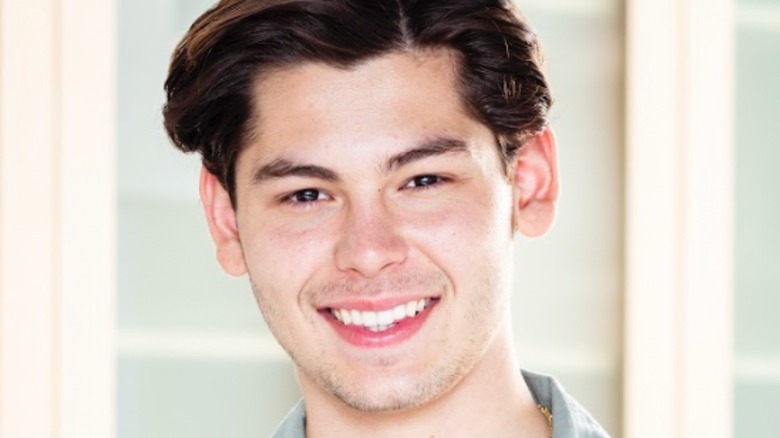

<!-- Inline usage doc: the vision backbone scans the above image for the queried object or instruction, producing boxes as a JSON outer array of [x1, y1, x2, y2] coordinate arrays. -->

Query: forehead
[[246, 50, 481, 154]]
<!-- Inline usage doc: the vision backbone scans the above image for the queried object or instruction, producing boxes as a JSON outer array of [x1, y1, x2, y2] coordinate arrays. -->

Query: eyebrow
[[250, 136, 470, 185], [251, 160, 340, 184], [384, 136, 470, 172]]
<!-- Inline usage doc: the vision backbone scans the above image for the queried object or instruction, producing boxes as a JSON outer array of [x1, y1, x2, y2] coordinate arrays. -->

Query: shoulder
[[522, 370, 612, 438], [270, 374, 610, 438]]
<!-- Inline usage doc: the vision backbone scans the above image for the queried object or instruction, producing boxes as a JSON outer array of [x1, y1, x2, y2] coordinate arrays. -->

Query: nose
[[334, 199, 408, 278]]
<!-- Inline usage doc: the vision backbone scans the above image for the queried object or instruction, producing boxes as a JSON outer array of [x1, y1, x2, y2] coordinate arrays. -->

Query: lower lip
[[323, 300, 438, 348]]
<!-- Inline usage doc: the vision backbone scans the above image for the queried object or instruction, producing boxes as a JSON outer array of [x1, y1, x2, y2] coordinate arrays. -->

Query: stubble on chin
[[248, 268, 499, 413], [310, 354, 456, 413]]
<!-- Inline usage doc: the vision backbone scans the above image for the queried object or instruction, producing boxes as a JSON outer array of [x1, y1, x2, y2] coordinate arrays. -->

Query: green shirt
[[270, 370, 610, 437]]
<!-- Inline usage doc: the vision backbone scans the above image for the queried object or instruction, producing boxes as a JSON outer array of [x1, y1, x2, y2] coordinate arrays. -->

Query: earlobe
[[199, 166, 248, 276], [511, 127, 559, 237]]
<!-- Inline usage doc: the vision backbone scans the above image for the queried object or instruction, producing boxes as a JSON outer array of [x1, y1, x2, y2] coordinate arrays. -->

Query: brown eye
[[405, 175, 442, 189], [290, 189, 324, 203]]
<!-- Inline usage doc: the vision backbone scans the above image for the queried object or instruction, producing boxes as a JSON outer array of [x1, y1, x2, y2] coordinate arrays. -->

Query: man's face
[[222, 51, 522, 411]]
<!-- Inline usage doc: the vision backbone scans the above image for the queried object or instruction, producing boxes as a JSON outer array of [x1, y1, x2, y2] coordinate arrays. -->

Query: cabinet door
[[116, 1, 625, 437], [117, 1, 299, 437], [513, 2, 624, 436]]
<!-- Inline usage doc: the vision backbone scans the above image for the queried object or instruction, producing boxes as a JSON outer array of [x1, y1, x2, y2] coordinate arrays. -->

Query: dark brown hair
[[163, 0, 552, 203]]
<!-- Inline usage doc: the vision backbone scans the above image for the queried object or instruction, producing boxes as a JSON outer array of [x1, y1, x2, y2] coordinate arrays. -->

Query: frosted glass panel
[[734, 1, 780, 436], [117, 0, 299, 437], [119, 358, 298, 437], [118, 1, 624, 436], [514, 3, 624, 436]]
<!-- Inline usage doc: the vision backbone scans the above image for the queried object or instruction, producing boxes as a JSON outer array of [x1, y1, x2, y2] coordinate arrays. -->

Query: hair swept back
[[163, 0, 553, 204]]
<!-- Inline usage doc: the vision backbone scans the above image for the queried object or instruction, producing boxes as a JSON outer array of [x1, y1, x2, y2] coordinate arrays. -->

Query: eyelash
[[280, 174, 449, 207], [282, 188, 330, 206], [403, 174, 448, 190]]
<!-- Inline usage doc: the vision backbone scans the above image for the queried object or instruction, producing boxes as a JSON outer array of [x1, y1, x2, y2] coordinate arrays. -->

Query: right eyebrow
[[384, 136, 471, 172], [250, 158, 341, 185]]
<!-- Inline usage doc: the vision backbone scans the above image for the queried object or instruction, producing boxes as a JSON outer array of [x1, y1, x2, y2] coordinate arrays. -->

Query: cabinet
[[116, 1, 625, 436], [5, 0, 772, 437]]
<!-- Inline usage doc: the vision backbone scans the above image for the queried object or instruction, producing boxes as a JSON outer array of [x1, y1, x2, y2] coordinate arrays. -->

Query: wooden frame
[[0, 0, 116, 436], [624, 0, 734, 436]]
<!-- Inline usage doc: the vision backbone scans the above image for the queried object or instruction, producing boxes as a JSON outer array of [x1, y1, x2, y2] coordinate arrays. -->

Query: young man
[[163, 1, 609, 436]]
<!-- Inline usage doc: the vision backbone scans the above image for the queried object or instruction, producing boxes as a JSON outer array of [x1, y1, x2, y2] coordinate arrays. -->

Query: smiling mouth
[[329, 298, 435, 332]]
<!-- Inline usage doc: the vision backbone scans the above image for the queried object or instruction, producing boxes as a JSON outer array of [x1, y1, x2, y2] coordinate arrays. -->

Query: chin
[[332, 382, 436, 413], [322, 364, 459, 413]]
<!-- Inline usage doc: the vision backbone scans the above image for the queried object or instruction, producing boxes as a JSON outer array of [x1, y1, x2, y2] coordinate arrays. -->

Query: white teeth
[[331, 298, 433, 332], [351, 309, 362, 325], [367, 324, 393, 332], [405, 301, 417, 317], [362, 311, 378, 326], [377, 309, 394, 326], [393, 304, 407, 320]]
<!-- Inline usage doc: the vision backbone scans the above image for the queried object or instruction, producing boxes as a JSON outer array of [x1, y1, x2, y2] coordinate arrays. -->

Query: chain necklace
[[538, 405, 553, 438]]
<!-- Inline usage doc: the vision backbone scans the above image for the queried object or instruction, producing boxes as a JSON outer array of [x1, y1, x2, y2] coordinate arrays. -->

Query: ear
[[511, 127, 559, 237], [199, 166, 247, 276]]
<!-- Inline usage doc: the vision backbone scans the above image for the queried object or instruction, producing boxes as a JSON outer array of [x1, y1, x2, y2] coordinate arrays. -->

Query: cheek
[[240, 218, 335, 298], [404, 189, 513, 277]]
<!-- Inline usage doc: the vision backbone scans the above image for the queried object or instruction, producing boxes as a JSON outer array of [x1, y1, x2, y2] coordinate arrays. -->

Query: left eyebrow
[[250, 158, 341, 184], [384, 136, 470, 173]]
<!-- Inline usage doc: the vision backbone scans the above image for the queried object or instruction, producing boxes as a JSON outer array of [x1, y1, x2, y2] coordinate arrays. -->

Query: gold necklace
[[538, 405, 553, 438]]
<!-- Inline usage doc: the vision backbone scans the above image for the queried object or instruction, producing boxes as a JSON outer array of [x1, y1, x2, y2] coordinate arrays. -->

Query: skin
[[201, 50, 559, 437]]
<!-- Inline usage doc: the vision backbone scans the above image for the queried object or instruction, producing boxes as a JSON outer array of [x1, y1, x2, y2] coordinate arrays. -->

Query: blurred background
[[1, 0, 777, 437]]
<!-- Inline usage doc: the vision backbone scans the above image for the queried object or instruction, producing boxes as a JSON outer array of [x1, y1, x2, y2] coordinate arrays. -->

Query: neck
[[300, 321, 549, 438]]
